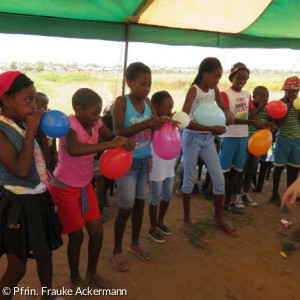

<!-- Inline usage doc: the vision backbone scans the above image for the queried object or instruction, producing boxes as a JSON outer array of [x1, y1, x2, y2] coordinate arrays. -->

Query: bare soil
[[1, 172, 300, 300]]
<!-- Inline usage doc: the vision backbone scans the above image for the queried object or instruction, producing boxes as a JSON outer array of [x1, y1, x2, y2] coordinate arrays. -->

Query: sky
[[1, 33, 300, 71]]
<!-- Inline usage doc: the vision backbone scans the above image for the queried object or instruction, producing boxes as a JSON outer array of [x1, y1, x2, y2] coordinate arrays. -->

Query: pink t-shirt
[[54, 115, 102, 187]]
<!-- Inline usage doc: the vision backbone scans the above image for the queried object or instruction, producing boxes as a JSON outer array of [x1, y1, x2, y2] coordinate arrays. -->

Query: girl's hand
[[109, 136, 129, 149], [161, 115, 180, 128], [147, 117, 165, 130], [125, 138, 136, 152], [26, 109, 45, 134], [211, 125, 226, 135], [252, 120, 265, 129], [224, 109, 235, 125], [281, 185, 299, 208]]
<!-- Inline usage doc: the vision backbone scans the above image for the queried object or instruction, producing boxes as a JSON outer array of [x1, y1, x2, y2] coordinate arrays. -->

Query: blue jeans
[[150, 177, 174, 206], [116, 156, 151, 209], [181, 131, 224, 195]]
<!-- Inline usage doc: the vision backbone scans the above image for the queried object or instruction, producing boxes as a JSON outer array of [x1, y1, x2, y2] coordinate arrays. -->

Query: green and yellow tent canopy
[[0, 0, 300, 48]]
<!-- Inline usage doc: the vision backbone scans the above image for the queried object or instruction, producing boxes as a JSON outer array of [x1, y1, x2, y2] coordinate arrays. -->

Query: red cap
[[0, 71, 22, 101], [281, 76, 300, 91]]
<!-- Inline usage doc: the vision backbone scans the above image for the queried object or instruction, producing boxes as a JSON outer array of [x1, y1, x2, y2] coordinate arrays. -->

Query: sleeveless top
[[0, 116, 49, 194], [123, 95, 152, 159], [185, 84, 216, 134]]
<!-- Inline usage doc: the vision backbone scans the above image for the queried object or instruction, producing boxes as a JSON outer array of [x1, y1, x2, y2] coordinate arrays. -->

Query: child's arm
[[99, 122, 135, 151], [276, 97, 298, 127], [214, 86, 235, 125], [182, 86, 226, 135], [281, 177, 300, 208], [113, 96, 164, 137], [0, 110, 43, 179], [64, 128, 130, 157]]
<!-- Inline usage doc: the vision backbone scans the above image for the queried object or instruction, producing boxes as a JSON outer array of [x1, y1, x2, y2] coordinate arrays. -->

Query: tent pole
[[122, 23, 130, 95]]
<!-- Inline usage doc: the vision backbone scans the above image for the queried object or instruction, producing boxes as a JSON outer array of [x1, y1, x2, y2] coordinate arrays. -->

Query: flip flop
[[127, 245, 151, 261], [214, 224, 239, 237], [110, 253, 129, 272]]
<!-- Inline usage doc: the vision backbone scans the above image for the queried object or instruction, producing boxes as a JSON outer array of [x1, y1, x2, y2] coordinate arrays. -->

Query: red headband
[[0, 71, 22, 101]]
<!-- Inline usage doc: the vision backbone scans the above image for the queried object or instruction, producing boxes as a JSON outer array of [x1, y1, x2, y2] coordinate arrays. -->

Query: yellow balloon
[[293, 97, 300, 110]]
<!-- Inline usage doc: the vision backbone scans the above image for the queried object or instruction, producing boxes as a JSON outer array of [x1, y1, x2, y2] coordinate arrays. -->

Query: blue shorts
[[274, 137, 300, 167], [150, 177, 174, 206], [243, 149, 260, 176], [181, 131, 224, 195], [219, 137, 248, 172], [116, 156, 150, 209]]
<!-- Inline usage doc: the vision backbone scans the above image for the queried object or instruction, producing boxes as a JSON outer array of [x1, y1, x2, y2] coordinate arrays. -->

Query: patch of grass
[[292, 228, 300, 242], [282, 242, 297, 254], [189, 218, 214, 249]]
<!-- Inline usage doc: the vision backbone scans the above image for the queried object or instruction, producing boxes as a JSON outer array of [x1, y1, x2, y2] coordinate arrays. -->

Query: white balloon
[[172, 111, 190, 128]]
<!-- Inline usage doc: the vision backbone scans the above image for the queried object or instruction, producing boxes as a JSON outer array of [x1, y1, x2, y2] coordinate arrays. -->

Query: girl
[[0, 71, 63, 300], [111, 62, 164, 271], [49, 88, 134, 289], [219, 62, 265, 211], [181, 57, 238, 237], [149, 91, 176, 243]]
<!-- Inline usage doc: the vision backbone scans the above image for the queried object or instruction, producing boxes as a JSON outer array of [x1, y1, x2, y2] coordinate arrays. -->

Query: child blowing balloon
[[148, 91, 176, 243], [111, 62, 164, 271], [0, 71, 63, 300], [181, 57, 238, 237], [49, 88, 134, 289]]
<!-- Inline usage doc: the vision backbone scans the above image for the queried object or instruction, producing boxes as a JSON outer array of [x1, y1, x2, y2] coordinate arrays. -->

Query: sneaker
[[234, 194, 245, 209], [242, 193, 258, 207], [157, 224, 172, 236], [148, 230, 165, 243]]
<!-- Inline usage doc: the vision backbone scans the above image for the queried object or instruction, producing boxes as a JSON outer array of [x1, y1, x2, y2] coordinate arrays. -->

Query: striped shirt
[[277, 99, 300, 139]]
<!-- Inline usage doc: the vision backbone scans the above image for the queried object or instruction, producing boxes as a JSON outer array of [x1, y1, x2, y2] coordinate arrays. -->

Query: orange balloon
[[248, 129, 272, 156]]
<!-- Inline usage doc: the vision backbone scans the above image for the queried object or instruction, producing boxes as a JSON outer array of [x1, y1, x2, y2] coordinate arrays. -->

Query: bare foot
[[182, 221, 194, 236], [86, 272, 112, 289], [128, 244, 151, 261], [71, 278, 87, 293], [110, 253, 129, 272]]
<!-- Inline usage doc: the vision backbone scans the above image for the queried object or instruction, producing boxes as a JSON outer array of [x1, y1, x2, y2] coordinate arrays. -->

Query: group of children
[[0, 58, 300, 299]]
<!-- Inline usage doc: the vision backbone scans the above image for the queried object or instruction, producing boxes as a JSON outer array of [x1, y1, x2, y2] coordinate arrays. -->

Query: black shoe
[[269, 194, 281, 206]]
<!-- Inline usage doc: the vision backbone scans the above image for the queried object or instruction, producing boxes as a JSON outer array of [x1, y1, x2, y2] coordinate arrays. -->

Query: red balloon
[[248, 129, 272, 156], [266, 101, 287, 119], [99, 147, 132, 179]]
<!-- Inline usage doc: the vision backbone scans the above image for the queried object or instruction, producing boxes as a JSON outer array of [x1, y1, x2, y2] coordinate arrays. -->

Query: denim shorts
[[219, 137, 248, 172], [181, 131, 224, 195], [243, 149, 260, 176], [116, 156, 151, 209], [150, 177, 174, 206], [274, 137, 300, 167]]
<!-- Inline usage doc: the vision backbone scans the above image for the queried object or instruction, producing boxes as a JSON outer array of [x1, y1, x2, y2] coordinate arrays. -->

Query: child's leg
[[85, 219, 111, 288], [181, 132, 200, 235], [157, 177, 174, 230], [287, 165, 300, 188], [224, 168, 235, 206], [0, 254, 26, 300], [272, 166, 285, 196], [149, 180, 162, 233], [94, 170, 105, 210], [131, 198, 146, 246], [67, 229, 84, 286], [36, 253, 54, 300]]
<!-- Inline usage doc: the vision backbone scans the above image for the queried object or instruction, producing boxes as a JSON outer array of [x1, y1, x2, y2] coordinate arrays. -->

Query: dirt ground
[[1, 170, 300, 300]]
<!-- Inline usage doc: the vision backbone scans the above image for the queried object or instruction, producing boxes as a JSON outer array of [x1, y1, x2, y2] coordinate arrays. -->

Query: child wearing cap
[[269, 76, 300, 206], [219, 63, 267, 213]]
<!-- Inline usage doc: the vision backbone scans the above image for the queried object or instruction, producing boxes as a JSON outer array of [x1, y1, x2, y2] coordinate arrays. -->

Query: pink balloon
[[152, 123, 182, 160]]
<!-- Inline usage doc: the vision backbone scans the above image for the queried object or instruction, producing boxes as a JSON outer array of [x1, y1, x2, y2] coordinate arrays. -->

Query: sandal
[[127, 245, 151, 261], [214, 224, 239, 237], [110, 253, 129, 272]]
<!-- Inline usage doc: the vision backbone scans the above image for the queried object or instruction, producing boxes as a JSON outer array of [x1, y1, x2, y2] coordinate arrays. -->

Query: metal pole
[[122, 23, 130, 95]]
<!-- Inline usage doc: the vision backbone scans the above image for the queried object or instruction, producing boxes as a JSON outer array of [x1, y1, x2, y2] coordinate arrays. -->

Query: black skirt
[[0, 190, 63, 262]]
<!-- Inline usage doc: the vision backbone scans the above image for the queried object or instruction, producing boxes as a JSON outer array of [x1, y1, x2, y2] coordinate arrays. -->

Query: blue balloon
[[40, 110, 70, 138], [194, 102, 226, 126]]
